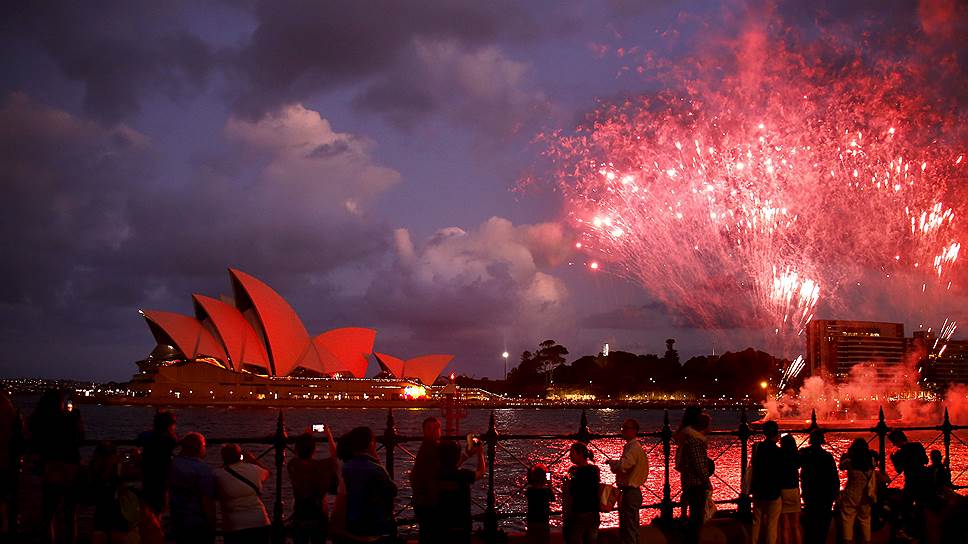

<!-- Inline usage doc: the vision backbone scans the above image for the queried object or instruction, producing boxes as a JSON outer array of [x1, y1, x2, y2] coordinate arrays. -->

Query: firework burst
[[544, 29, 966, 341]]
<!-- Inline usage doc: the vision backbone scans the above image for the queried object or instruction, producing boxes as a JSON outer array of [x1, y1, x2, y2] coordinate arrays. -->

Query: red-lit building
[[131, 268, 452, 402]]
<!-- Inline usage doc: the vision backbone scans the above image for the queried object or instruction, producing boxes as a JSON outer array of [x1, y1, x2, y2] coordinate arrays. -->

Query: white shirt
[[609, 439, 650, 488], [214, 462, 270, 532]]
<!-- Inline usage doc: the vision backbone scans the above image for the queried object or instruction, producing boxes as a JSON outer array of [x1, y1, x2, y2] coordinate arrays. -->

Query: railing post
[[875, 407, 888, 472], [737, 408, 751, 517], [807, 409, 818, 433], [384, 408, 396, 479], [660, 409, 674, 524], [272, 410, 287, 544], [484, 411, 499, 542], [577, 409, 591, 443], [943, 407, 953, 470]]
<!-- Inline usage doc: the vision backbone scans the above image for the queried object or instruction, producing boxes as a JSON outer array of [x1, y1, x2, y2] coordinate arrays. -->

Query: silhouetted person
[[137, 410, 177, 514], [436, 439, 485, 544], [215, 444, 270, 544], [889, 429, 928, 539], [926, 449, 952, 508], [526, 464, 553, 544], [838, 438, 876, 544], [563, 442, 600, 544], [339, 426, 397, 543], [675, 411, 713, 544], [411, 416, 442, 543], [797, 430, 839, 544], [749, 421, 783, 544], [288, 428, 338, 544], [30, 389, 83, 544], [168, 432, 216, 544], [608, 418, 648, 544], [778, 434, 802, 544], [88, 442, 140, 544], [0, 389, 25, 536]]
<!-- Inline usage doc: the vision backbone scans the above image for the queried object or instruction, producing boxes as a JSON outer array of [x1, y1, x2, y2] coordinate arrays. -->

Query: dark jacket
[[410, 440, 440, 508], [891, 442, 928, 495], [342, 454, 398, 537], [750, 440, 783, 501], [567, 464, 600, 514], [798, 446, 839, 506]]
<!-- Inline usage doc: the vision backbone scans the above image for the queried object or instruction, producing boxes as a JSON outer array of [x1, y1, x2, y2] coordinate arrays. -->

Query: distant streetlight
[[759, 380, 768, 389], [502, 351, 509, 381]]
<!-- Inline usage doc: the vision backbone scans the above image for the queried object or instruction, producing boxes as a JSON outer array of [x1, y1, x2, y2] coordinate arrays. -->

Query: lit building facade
[[134, 269, 453, 399], [806, 320, 906, 382], [911, 331, 968, 390]]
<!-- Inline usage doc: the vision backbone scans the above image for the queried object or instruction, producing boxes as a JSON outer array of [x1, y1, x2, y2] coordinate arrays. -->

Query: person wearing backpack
[[214, 444, 270, 544]]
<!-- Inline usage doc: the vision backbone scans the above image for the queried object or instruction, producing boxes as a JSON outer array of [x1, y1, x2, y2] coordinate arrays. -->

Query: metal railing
[[44, 406, 968, 543]]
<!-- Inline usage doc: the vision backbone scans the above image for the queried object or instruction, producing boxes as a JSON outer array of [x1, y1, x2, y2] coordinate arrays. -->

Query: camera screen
[[312, 424, 325, 432]]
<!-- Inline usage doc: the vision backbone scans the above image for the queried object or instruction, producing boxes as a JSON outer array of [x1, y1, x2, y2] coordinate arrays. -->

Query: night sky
[[1, 1, 966, 381]]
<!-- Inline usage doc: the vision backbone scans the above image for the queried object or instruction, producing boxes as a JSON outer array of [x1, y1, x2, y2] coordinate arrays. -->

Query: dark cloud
[[0, 95, 399, 378], [1, 1, 217, 123], [352, 39, 551, 136], [231, 0, 537, 113], [230, 0, 552, 135]]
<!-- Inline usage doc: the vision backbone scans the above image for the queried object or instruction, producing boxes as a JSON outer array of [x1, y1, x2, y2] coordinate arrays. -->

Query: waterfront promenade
[[7, 405, 968, 543]]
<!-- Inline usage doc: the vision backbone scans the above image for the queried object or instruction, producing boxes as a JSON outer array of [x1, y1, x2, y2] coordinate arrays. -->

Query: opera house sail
[[130, 268, 453, 405]]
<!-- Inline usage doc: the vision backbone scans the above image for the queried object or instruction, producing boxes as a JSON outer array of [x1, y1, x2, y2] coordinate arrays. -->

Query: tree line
[[455, 339, 790, 399]]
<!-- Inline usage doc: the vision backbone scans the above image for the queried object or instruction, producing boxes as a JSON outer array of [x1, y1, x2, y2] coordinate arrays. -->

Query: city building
[[805, 320, 906, 382], [910, 331, 968, 390], [131, 268, 454, 402]]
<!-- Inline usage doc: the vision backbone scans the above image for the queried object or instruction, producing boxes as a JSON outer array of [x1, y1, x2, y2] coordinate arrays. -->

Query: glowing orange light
[[402, 385, 427, 399], [589, 262, 600, 270], [760, 381, 769, 389]]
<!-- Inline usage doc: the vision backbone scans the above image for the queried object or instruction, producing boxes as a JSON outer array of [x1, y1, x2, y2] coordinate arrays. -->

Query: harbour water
[[13, 397, 968, 533]]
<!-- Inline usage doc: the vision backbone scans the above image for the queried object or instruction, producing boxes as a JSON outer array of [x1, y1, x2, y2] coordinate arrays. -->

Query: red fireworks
[[545, 27, 967, 338]]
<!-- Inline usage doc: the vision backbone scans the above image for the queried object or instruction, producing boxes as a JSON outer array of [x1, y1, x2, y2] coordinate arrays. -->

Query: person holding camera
[[214, 443, 270, 544], [289, 427, 338, 544], [435, 438, 486, 544]]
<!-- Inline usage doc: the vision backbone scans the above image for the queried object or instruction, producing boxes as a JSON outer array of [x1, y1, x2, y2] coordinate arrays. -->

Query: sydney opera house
[[128, 269, 454, 404]]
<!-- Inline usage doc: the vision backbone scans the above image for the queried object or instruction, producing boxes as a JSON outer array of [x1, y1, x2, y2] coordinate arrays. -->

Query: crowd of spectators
[[1, 388, 966, 544]]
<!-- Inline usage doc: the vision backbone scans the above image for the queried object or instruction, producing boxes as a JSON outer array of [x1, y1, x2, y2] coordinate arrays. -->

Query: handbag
[[599, 483, 619, 512], [703, 489, 717, 522]]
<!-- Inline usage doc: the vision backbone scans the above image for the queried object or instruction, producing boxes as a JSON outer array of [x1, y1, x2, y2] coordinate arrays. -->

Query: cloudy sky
[[1, 1, 965, 381]]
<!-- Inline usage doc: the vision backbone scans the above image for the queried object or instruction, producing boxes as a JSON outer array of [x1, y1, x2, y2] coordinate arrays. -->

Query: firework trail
[[544, 23, 967, 341], [779, 355, 805, 392]]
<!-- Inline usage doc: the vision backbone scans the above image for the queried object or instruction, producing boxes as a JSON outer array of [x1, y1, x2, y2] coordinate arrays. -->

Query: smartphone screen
[[312, 424, 325, 432], [545, 472, 551, 481]]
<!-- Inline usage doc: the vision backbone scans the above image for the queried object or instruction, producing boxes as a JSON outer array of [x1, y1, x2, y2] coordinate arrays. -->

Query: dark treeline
[[456, 339, 790, 399]]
